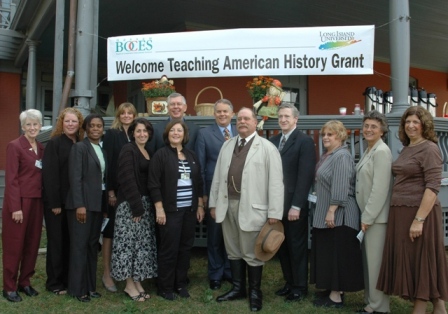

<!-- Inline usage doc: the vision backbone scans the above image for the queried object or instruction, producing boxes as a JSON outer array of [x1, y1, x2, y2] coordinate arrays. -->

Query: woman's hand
[[76, 207, 87, 223], [108, 191, 117, 207], [325, 210, 335, 228], [52, 207, 62, 215], [12, 210, 23, 223], [133, 215, 142, 223], [156, 207, 166, 225], [361, 223, 370, 233], [409, 220, 423, 242], [197, 207, 205, 223]]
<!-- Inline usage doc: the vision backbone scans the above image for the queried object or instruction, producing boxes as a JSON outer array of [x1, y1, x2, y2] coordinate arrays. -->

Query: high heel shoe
[[102, 276, 117, 293]]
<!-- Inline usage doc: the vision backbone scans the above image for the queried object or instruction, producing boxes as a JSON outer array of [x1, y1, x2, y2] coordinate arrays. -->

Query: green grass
[[0, 228, 446, 313]]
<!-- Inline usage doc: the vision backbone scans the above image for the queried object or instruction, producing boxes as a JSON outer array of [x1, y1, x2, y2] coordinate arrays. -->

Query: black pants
[[67, 209, 102, 297], [157, 208, 196, 293], [44, 205, 70, 291]]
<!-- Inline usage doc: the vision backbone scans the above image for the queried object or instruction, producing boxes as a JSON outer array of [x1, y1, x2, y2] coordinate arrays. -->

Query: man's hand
[[287, 208, 300, 221]]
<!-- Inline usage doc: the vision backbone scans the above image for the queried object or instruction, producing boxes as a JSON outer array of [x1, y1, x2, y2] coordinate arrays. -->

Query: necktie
[[278, 136, 286, 151], [239, 138, 246, 152], [224, 128, 230, 141]]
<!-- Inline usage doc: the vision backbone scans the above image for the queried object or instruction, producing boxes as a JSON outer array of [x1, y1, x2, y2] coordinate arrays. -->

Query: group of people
[[2, 93, 447, 313]]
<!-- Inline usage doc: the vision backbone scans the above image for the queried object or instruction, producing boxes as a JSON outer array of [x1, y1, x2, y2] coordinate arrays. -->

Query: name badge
[[102, 183, 106, 191], [181, 173, 190, 180], [308, 193, 317, 203], [35, 160, 42, 169]]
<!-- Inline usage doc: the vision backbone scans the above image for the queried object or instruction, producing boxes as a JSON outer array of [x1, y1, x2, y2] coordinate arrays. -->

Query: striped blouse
[[177, 159, 193, 208], [313, 145, 360, 230]]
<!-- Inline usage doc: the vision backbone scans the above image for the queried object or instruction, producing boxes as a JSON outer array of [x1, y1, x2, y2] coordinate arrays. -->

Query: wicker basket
[[194, 86, 223, 116]]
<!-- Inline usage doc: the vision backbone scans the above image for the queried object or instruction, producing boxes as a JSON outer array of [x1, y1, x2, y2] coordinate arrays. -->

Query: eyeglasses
[[363, 123, 379, 130], [321, 132, 334, 137], [169, 102, 184, 107]]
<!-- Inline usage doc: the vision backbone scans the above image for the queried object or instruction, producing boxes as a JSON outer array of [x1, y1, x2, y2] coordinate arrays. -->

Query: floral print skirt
[[111, 196, 158, 281]]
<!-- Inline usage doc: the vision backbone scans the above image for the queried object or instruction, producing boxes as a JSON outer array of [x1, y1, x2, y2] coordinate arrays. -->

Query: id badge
[[181, 173, 190, 180], [308, 193, 317, 203], [35, 160, 42, 169]]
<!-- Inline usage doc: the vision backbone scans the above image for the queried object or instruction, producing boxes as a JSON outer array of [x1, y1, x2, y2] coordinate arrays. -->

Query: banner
[[107, 25, 374, 81]]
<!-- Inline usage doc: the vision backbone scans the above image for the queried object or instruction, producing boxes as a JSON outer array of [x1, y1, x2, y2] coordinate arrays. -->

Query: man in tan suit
[[209, 107, 284, 312]]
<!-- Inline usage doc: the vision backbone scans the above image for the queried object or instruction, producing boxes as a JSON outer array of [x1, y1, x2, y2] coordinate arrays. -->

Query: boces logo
[[318, 30, 361, 50], [115, 38, 153, 54]]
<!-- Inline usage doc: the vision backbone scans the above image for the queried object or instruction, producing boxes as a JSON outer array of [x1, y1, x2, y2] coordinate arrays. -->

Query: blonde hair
[[321, 120, 347, 142], [110, 102, 137, 130]]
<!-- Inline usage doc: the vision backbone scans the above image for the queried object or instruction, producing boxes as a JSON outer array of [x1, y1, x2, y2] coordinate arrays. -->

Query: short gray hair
[[167, 92, 186, 105], [214, 99, 233, 112], [363, 110, 388, 136], [278, 103, 299, 118], [19, 109, 43, 126]]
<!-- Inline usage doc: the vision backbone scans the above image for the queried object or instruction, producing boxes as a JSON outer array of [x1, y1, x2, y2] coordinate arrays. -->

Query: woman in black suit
[[65, 113, 106, 302], [148, 120, 205, 300], [42, 108, 84, 295], [102, 102, 137, 292]]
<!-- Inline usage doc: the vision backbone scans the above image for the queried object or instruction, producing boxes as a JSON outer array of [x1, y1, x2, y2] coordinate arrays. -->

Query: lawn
[[0, 229, 446, 313]]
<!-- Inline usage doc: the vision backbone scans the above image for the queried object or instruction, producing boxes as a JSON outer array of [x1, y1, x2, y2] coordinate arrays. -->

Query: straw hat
[[254, 221, 285, 262]]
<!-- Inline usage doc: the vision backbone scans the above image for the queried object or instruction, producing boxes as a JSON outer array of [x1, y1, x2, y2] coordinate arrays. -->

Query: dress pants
[[206, 209, 231, 281], [44, 205, 70, 291], [2, 198, 43, 291], [67, 209, 102, 297], [157, 208, 196, 293], [277, 211, 309, 293]]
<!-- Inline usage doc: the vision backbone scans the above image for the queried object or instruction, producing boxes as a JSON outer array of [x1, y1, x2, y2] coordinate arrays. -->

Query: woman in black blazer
[[65, 114, 106, 302], [42, 108, 84, 295]]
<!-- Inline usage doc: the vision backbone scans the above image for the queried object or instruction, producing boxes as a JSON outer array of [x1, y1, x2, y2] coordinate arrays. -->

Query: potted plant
[[246, 76, 274, 103], [141, 76, 175, 116]]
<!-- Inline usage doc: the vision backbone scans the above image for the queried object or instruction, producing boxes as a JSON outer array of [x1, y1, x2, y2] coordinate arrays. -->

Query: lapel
[[280, 128, 299, 155], [245, 134, 260, 165], [356, 138, 383, 171], [83, 137, 101, 168], [211, 123, 225, 143], [19, 135, 40, 159], [230, 124, 237, 138]]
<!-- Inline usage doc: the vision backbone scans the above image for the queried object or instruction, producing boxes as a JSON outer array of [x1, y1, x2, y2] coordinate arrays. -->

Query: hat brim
[[254, 221, 284, 262]]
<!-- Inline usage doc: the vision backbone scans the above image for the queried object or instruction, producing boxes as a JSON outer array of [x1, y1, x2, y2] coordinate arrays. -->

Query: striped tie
[[224, 128, 230, 141], [278, 136, 286, 151], [239, 138, 246, 152]]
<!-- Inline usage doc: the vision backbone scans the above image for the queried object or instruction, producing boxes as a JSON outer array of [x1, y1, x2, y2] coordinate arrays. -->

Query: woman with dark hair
[[148, 120, 205, 300], [111, 118, 157, 302], [311, 120, 363, 309], [355, 110, 392, 314], [66, 113, 106, 302], [42, 108, 84, 295], [2, 109, 44, 302], [102, 102, 138, 292], [377, 106, 448, 314]]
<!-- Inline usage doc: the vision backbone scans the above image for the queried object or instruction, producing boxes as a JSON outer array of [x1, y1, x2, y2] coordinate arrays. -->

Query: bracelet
[[414, 216, 425, 222], [109, 195, 116, 199], [198, 205, 204, 208]]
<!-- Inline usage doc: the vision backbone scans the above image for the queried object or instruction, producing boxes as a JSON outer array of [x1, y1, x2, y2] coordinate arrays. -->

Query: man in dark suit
[[148, 92, 200, 153], [195, 99, 236, 290], [269, 103, 316, 302]]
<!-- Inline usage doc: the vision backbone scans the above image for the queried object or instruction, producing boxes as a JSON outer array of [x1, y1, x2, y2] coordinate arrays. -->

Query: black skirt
[[310, 225, 364, 292]]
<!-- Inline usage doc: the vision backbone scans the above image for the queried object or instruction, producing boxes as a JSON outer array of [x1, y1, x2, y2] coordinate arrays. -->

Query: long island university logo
[[318, 30, 361, 50], [115, 37, 153, 54]]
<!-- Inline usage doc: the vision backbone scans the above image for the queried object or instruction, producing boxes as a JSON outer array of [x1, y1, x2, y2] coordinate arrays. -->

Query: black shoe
[[313, 295, 343, 308], [275, 286, 291, 296], [18, 285, 39, 297], [176, 287, 190, 298], [2, 290, 22, 302], [209, 280, 221, 290], [89, 291, 101, 298], [76, 295, 91, 302], [314, 289, 330, 298], [158, 291, 176, 301], [285, 291, 307, 302], [355, 310, 388, 314]]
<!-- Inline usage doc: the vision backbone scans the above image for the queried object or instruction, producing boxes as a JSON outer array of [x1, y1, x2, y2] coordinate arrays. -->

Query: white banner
[[107, 25, 374, 81]]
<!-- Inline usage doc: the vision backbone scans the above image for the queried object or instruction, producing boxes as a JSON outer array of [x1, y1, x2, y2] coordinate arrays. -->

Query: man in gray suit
[[195, 99, 236, 290], [209, 108, 284, 312]]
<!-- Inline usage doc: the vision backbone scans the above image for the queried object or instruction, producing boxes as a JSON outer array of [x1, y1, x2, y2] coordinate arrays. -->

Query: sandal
[[124, 291, 145, 302], [52, 289, 67, 295], [139, 291, 151, 299]]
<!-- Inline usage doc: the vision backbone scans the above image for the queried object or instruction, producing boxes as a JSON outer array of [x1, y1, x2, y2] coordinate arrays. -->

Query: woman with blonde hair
[[101, 102, 138, 292], [43, 108, 84, 295]]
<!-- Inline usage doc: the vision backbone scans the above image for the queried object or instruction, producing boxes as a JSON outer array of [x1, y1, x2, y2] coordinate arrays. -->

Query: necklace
[[409, 138, 426, 147]]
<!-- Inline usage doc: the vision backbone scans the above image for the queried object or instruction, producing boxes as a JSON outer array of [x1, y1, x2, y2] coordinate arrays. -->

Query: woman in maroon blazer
[[2, 109, 44, 303]]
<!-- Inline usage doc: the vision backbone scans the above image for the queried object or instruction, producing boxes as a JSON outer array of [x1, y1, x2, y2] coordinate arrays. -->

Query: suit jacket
[[195, 123, 237, 195], [270, 128, 316, 216], [148, 118, 200, 153], [209, 134, 284, 232], [3, 135, 44, 213], [42, 134, 75, 208], [355, 139, 392, 225], [103, 128, 129, 193], [65, 138, 107, 212]]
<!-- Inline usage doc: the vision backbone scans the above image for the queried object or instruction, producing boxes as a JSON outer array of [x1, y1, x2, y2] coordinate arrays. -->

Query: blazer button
[[224, 195, 228, 198]]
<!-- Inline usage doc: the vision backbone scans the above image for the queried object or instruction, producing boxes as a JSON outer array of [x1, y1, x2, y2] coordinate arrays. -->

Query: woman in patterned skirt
[[111, 118, 157, 302]]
